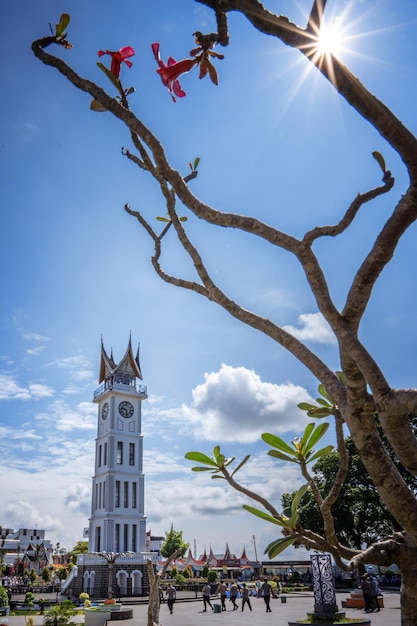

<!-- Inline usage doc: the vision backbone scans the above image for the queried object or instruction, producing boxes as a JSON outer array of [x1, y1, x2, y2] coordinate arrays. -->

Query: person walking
[[368, 576, 380, 612], [230, 581, 239, 610], [218, 581, 227, 611], [165, 583, 176, 614], [261, 578, 273, 612], [202, 582, 213, 611], [361, 575, 372, 613], [241, 583, 252, 612]]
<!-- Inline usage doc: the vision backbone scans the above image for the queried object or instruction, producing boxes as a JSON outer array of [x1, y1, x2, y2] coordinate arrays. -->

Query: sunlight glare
[[317, 23, 342, 57]]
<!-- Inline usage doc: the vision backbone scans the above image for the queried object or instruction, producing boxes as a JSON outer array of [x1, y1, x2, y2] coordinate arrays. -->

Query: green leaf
[[156, 216, 170, 222], [290, 484, 309, 515], [299, 423, 315, 455], [307, 407, 333, 418], [193, 157, 200, 170], [231, 454, 250, 477], [297, 402, 317, 411], [190, 466, 216, 472], [262, 433, 296, 456], [185, 451, 218, 467], [242, 505, 287, 528], [179, 216, 188, 222], [90, 99, 107, 112], [97, 62, 123, 93], [267, 450, 299, 463], [317, 383, 333, 403], [336, 371, 346, 385], [307, 444, 334, 463], [56, 13, 70, 37], [265, 535, 298, 559], [372, 151, 386, 173], [305, 422, 329, 452], [316, 398, 332, 408]]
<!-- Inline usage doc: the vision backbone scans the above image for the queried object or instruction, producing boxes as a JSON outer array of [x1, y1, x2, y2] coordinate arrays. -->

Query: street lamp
[[89, 551, 134, 599], [250, 535, 261, 578]]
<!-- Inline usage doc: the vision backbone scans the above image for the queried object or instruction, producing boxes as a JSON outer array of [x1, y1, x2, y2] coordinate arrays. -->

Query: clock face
[[101, 402, 109, 420], [118, 400, 134, 419]]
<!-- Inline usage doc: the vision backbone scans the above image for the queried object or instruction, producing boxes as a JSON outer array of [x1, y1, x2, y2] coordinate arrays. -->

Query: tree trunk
[[398, 546, 417, 626], [147, 560, 160, 626]]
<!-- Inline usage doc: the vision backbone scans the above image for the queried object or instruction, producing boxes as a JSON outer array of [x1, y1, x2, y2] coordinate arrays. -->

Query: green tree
[[160, 525, 188, 559], [42, 567, 51, 585], [31, 3, 417, 624], [57, 567, 68, 581], [68, 541, 88, 565]]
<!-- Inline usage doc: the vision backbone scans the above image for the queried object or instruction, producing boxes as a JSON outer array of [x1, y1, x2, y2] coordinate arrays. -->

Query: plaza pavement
[[3, 590, 401, 626]]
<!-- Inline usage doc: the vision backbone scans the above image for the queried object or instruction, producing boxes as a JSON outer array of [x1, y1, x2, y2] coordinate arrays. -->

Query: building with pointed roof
[[63, 337, 156, 599]]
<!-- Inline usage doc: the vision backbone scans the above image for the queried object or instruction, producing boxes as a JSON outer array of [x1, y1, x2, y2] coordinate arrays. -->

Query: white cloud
[[181, 364, 313, 442], [23, 333, 49, 343], [0, 374, 32, 400], [35, 399, 96, 432], [0, 375, 54, 401], [283, 312, 336, 344], [26, 346, 46, 356], [29, 383, 55, 399]]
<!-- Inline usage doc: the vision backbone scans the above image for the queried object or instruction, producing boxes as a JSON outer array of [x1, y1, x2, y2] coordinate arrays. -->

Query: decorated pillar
[[310, 553, 338, 617]]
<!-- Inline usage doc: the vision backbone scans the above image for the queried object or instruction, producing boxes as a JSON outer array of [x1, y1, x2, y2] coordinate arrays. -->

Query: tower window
[[98, 445, 102, 468], [132, 525, 137, 552], [104, 442, 107, 465], [124, 481, 129, 508], [117, 442, 123, 464], [132, 482, 137, 509], [129, 443, 135, 466], [95, 527, 101, 552], [115, 524, 120, 552], [115, 481, 120, 508]]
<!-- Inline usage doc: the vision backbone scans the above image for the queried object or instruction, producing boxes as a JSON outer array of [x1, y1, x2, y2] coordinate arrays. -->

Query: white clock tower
[[88, 336, 148, 555]]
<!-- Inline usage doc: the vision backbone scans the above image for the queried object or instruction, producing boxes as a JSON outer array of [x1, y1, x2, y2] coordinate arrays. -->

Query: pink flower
[[98, 46, 135, 78], [152, 42, 196, 101]]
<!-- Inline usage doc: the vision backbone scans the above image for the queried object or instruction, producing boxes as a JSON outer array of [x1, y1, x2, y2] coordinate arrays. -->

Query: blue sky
[[1, 0, 417, 561]]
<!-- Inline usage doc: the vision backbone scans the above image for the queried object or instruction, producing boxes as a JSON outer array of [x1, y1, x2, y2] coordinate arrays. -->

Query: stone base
[[310, 611, 346, 621], [288, 617, 371, 626]]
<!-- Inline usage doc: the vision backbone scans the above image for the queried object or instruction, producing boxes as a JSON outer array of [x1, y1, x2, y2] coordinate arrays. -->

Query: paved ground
[[3, 591, 401, 626]]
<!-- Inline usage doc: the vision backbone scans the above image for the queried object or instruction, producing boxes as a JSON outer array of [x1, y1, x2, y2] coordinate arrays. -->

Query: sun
[[316, 24, 342, 57]]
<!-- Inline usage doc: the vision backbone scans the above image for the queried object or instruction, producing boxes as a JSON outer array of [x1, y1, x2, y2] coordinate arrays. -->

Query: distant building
[[0, 527, 53, 574], [157, 543, 311, 581]]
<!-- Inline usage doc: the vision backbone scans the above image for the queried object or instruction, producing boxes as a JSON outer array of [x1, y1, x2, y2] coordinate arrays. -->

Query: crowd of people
[[159, 578, 275, 615]]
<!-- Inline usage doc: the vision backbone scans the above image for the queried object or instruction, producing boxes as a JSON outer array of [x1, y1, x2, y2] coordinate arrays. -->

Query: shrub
[[24, 592, 35, 607], [0, 587, 9, 608], [175, 574, 186, 585], [207, 570, 218, 583]]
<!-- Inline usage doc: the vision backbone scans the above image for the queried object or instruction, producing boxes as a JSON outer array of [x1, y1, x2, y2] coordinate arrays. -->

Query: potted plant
[[80, 592, 91, 607]]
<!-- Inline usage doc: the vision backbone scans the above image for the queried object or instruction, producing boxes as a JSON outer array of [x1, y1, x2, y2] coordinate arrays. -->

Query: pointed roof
[[99, 335, 143, 383], [239, 546, 250, 564]]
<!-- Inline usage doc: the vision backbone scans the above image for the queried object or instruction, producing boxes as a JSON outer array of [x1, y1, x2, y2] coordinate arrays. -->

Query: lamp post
[[250, 535, 261, 578], [89, 551, 134, 599]]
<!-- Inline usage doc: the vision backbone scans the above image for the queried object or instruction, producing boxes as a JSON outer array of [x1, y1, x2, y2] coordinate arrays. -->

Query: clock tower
[[88, 336, 148, 555]]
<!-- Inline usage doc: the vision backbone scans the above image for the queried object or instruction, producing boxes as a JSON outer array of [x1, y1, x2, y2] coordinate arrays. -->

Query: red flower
[[152, 42, 196, 101], [98, 46, 135, 78]]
